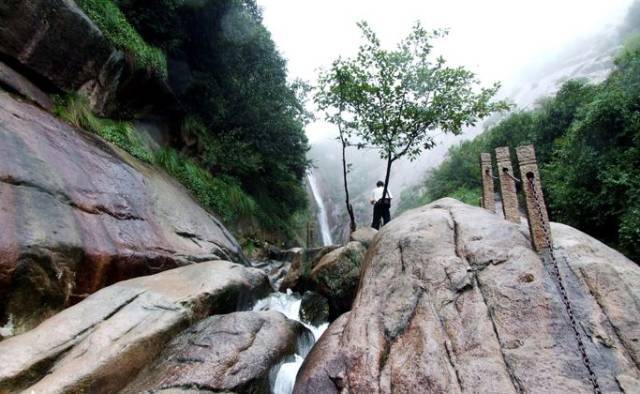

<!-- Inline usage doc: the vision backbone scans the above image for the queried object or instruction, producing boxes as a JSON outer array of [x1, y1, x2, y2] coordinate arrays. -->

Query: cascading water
[[307, 172, 333, 246], [253, 290, 329, 394]]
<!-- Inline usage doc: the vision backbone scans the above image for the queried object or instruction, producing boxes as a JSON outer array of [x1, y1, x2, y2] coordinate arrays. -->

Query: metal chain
[[503, 168, 522, 183], [528, 176, 601, 394]]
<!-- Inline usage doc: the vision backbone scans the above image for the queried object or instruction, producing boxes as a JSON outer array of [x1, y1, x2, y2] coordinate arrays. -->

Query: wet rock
[[123, 311, 307, 394], [300, 291, 330, 327], [294, 198, 640, 393], [310, 242, 366, 319], [349, 227, 378, 248], [279, 246, 338, 292], [0, 92, 246, 334], [294, 313, 349, 394], [252, 259, 291, 290], [0, 261, 269, 394], [0, 0, 174, 116], [0, 61, 52, 110]]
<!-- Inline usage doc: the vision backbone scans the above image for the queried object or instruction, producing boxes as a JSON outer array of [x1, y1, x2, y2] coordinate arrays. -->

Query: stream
[[253, 289, 329, 394]]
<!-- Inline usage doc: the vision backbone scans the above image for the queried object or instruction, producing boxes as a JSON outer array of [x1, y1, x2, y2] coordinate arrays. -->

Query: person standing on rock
[[370, 180, 392, 230]]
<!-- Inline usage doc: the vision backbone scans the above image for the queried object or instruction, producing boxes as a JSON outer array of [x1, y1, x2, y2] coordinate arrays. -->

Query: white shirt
[[371, 186, 393, 202]]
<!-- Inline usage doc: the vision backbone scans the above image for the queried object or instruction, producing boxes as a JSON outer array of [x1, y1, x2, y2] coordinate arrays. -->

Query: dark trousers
[[371, 200, 391, 230]]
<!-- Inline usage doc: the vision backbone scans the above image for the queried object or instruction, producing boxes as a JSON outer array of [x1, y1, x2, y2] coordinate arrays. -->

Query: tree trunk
[[382, 156, 393, 203], [342, 138, 357, 232]]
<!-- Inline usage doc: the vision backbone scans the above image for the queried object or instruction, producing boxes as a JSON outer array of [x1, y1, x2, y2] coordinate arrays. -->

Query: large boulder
[[0, 260, 270, 394], [278, 246, 338, 292], [123, 311, 310, 393], [0, 91, 246, 335], [310, 242, 366, 319], [0, 0, 174, 116], [294, 198, 640, 393]]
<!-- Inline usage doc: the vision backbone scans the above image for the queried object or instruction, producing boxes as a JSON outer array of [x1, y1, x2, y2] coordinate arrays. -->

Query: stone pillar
[[516, 145, 551, 252], [479, 153, 496, 212], [495, 147, 520, 223]]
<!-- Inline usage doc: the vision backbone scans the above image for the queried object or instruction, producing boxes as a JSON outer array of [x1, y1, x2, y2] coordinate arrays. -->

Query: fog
[[257, 0, 636, 242], [259, 0, 633, 139]]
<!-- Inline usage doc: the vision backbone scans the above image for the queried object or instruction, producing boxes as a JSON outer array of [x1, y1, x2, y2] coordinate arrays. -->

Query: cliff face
[[295, 198, 640, 393], [0, 0, 174, 116], [0, 91, 245, 336]]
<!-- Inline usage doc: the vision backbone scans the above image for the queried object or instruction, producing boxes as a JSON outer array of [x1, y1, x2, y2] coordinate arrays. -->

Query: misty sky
[[257, 0, 633, 143]]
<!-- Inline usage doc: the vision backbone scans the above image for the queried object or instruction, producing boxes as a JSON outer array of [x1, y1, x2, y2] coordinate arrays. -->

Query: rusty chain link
[[528, 176, 601, 394]]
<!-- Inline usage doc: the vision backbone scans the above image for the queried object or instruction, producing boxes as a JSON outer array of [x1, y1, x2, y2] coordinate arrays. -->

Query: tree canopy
[[316, 21, 508, 199]]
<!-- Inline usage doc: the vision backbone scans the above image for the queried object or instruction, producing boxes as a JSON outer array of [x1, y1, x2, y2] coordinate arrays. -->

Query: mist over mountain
[[308, 0, 640, 244]]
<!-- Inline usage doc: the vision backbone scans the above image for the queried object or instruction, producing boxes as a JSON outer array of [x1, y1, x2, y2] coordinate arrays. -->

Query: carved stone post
[[495, 147, 520, 223], [516, 145, 551, 252], [479, 153, 495, 212]]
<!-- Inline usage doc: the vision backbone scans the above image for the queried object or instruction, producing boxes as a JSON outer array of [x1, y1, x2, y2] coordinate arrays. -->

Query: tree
[[317, 21, 508, 202], [316, 63, 357, 232]]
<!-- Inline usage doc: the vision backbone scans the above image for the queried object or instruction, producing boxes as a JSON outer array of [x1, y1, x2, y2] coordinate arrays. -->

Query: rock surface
[[0, 61, 52, 110], [300, 291, 330, 327], [294, 198, 640, 393], [0, 261, 269, 394], [349, 227, 377, 248], [0, 91, 245, 335], [279, 246, 338, 292], [310, 242, 366, 319], [123, 311, 308, 394], [0, 0, 174, 115]]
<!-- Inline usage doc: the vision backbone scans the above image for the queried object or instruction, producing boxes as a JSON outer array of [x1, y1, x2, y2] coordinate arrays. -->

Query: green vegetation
[[403, 39, 640, 261], [154, 149, 257, 225], [75, 0, 167, 77], [64, 0, 311, 239], [316, 21, 508, 210], [53, 93, 152, 162], [114, 0, 310, 239], [53, 93, 262, 228]]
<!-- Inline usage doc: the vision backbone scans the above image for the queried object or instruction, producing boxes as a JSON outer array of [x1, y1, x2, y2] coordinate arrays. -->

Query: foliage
[[153, 148, 257, 225], [53, 93, 152, 162], [404, 38, 640, 261], [316, 21, 508, 199], [114, 0, 310, 237], [75, 0, 167, 77]]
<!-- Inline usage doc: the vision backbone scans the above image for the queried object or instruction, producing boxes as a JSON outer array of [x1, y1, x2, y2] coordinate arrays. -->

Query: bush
[[75, 0, 167, 77], [153, 148, 257, 226], [53, 93, 152, 162]]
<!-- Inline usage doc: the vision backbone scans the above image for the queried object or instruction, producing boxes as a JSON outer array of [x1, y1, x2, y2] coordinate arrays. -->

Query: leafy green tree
[[317, 21, 508, 201]]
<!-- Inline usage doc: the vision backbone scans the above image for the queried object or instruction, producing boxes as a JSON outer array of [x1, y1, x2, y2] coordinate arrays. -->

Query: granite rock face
[[294, 198, 640, 394], [310, 241, 366, 319], [123, 311, 309, 394], [0, 91, 245, 335], [0, 0, 174, 116], [0, 261, 270, 394]]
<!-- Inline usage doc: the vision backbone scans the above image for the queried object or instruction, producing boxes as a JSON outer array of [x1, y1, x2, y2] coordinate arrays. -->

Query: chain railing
[[528, 175, 601, 394]]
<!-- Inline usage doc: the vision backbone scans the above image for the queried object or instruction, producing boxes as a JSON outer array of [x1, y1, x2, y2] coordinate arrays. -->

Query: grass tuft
[[75, 0, 168, 78]]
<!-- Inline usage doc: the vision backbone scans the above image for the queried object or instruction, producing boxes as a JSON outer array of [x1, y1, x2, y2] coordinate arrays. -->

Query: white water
[[307, 172, 333, 246], [253, 290, 329, 394]]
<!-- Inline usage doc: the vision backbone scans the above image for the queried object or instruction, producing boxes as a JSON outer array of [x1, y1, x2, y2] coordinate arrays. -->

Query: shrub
[[53, 93, 152, 162], [153, 148, 257, 226], [75, 0, 167, 77]]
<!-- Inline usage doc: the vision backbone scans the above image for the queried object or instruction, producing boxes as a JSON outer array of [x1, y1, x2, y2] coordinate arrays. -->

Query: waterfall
[[253, 290, 329, 394], [307, 172, 333, 246]]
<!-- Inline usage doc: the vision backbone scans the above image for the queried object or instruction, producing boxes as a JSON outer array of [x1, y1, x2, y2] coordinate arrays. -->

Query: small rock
[[300, 291, 330, 327], [349, 227, 378, 248]]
